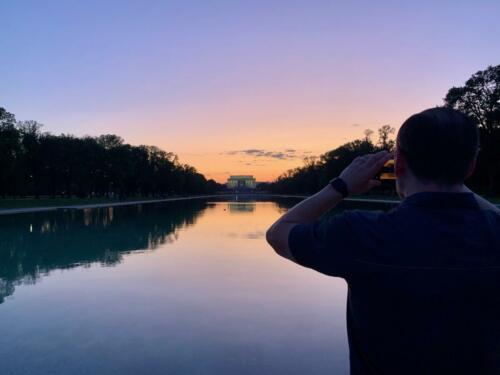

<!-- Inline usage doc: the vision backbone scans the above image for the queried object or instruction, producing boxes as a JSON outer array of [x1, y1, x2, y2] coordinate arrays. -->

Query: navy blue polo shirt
[[288, 192, 500, 375]]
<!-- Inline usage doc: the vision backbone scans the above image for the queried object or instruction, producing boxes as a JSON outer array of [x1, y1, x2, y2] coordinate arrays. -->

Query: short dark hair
[[397, 107, 479, 185]]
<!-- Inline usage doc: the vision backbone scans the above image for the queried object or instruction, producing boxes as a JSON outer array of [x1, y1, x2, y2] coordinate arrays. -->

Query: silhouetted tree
[[363, 129, 374, 142], [269, 129, 393, 194], [0, 108, 20, 197], [377, 124, 395, 150], [445, 64, 500, 195], [266, 125, 395, 194], [271, 65, 500, 196], [17, 120, 43, 197], [0, 107, 220, 199]]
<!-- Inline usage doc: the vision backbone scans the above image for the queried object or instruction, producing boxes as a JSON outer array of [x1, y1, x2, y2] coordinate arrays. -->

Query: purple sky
[[2, 1, 499, 181]]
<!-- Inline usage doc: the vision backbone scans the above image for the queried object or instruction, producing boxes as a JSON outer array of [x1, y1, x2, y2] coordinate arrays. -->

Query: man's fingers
[[357, 152, 382, 164], [354, 151, 392, 180], [355, 155, 370, 163], [369, 156, 391, 174], [365, 151, 390, 169]]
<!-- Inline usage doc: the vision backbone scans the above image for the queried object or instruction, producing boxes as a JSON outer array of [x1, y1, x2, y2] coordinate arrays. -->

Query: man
[[266, 107, 500, 374]]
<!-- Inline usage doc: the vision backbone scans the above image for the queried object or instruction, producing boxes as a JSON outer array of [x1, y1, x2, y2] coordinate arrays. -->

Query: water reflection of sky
[[0, 199, 351, 375]]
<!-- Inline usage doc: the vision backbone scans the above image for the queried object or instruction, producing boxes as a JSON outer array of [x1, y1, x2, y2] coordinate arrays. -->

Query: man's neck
[[404, 182, 466, 198], [402, 182, 499, 212]]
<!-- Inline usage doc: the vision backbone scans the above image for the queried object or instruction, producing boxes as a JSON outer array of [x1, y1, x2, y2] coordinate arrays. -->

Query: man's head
[[394, 107, 479, 198]]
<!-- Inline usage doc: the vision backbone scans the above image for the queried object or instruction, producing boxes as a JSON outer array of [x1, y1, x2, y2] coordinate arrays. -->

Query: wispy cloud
[[223, 148, 313, 160]]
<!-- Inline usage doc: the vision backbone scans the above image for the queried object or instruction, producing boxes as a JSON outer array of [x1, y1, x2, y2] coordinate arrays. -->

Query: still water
[[0, 198, 390, 375]]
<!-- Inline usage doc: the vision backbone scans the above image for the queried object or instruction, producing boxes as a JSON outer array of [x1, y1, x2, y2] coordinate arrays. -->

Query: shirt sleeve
[[287, 212, 358, 278]]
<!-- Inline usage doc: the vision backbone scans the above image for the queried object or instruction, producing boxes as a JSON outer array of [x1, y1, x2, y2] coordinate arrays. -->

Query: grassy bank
[[0, 196, 162, 209]]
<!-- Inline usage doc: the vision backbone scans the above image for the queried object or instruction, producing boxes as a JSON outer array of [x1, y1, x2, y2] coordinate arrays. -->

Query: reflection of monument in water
[[226, 175, 257, 190], [0, 200, 208, 304], [228, 202, 256, 213]]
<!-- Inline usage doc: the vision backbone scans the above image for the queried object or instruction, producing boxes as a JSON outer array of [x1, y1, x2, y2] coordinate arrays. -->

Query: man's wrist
[[315, 183, 344, 211], [329, 177, 349, 198]]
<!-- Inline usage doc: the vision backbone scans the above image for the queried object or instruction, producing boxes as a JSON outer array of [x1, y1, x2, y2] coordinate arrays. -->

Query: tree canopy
[[271, 64, 500, 196], [270, 129, 395, 195], [0, 107, 220, 198], [445, 64, 500, 195], [3, 64, 499, 198]]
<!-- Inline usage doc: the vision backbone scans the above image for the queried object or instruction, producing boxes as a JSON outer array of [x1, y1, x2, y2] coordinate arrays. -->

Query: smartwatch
[[329, 177, 349, 198]]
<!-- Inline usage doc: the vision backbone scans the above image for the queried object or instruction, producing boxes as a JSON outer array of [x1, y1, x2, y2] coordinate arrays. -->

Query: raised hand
[[339, 151, 392, 195]]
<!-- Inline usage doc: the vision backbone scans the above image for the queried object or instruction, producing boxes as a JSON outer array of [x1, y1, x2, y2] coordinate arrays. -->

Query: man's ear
[[465, 156, 477, 179], [394, 147, 406, 177]]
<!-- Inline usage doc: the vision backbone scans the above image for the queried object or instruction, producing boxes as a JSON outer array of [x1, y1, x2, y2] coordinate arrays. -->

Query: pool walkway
[[0, 194, 497, 216], [0, 194, 398, 216], [0, 195, 221, 216]]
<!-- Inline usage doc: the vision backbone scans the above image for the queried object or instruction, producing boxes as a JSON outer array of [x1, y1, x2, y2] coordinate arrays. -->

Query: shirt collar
[[400, 191, 479, 210]]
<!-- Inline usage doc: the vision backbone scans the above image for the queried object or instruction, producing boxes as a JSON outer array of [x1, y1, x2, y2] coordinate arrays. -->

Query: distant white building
[[226, 175, 257, 189]]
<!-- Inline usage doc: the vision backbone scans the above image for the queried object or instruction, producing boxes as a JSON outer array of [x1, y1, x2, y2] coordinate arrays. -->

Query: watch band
[[329, 177, 349, 198]]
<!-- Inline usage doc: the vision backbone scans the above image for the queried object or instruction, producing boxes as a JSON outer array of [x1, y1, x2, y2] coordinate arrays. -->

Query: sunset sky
[[2, 1, 499, 182]]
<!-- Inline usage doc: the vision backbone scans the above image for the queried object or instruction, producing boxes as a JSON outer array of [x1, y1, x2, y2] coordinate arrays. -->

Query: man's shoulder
[[483, 207, 500, 220], [339, 208, 395, 227]]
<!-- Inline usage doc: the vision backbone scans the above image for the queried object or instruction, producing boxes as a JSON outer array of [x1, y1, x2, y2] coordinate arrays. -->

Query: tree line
[[270, 65, 500, 196], [269, 125, 397, 195], [0, 109, 220, 198]]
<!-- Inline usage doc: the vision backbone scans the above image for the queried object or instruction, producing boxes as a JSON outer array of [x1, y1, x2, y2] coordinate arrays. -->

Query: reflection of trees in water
[[0, 200, 208, 304]]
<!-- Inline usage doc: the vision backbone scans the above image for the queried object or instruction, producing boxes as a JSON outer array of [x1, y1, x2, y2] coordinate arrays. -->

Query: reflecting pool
[[0, 198, 392, 375]]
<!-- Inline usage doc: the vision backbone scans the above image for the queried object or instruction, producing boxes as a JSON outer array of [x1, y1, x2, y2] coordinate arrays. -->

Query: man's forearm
[[274, 185, 343, 225], [266, 184, 343, 260]]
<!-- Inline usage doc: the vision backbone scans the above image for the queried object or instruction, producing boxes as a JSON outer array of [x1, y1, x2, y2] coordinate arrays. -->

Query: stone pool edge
[[0, 194, 496, 216]]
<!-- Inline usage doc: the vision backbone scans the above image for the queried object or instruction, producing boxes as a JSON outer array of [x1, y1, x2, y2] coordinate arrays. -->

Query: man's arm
[[266, 151, 392, 261], [265, 185, 343, 261]]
